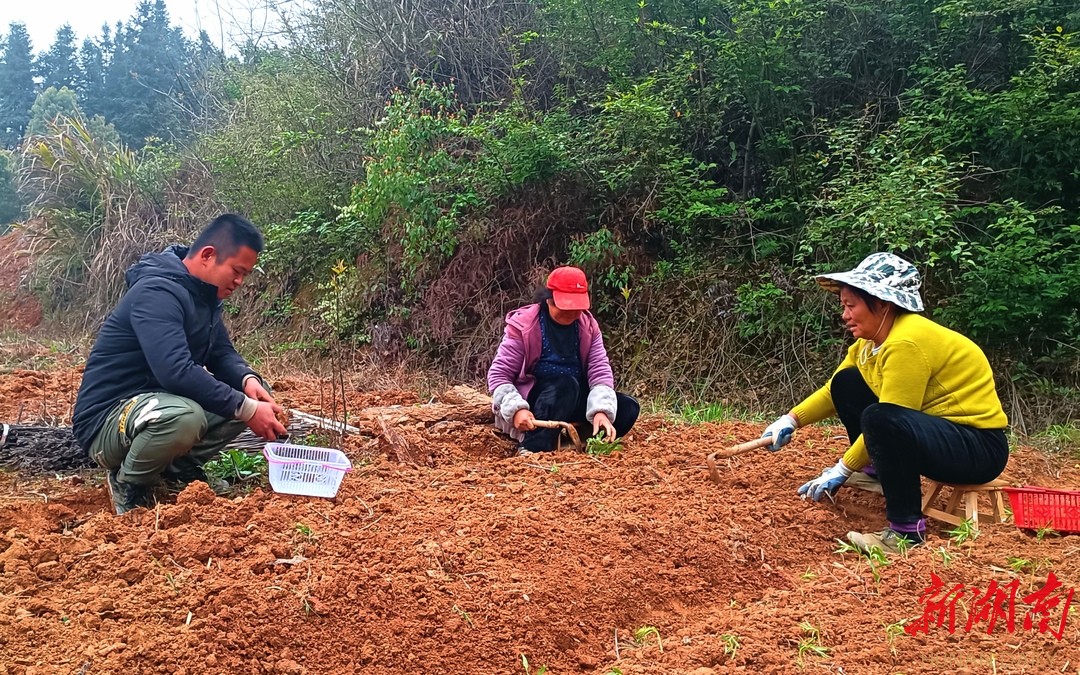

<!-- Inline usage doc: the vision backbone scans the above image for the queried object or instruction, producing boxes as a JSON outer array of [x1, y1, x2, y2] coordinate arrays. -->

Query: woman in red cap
[[488, 266, 640, 454]]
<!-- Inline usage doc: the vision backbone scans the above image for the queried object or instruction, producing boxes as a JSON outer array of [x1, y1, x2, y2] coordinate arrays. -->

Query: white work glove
[[761, 414, 798, 451], [798, 460, 853, 502]]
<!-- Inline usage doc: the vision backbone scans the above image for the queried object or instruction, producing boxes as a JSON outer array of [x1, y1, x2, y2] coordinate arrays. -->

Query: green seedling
[[634, 625, 663, 652], [883, 621, 905, 655], [452, 604, 474, 628], [1006, 556, 1034, 573], [720, 633, 740, 659], [293, 522, 317, 541], [947, 518, 978, 545], [604, 669, 623, 675], [865, 546, 890, 584], [1035, 523, 1059, 541], [799, 568, 817, 581], [834, 539, 859, 555], [520, 653, 547, 675], [586, 435, 623, 456], [204, 448, 268, 484], [836, 540, 891, 586], [933, 546, 956, 567], [796, 621, 830, 664]]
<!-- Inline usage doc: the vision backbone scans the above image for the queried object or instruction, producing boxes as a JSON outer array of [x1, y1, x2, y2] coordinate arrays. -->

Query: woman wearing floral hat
[[488, 266, 640, 455], [760, 253, 1009, 553]]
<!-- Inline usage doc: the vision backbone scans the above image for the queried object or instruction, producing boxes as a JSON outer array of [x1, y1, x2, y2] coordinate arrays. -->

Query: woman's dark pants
[[830, 367, 1009, 532], [520, 375, 640, 452]]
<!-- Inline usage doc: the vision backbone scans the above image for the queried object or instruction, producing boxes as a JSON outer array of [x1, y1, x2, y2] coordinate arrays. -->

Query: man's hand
[[244, 377, 276, 405], [513, 408, 536, 432], [248, 401, 288, 440], [798, 460, 853, 502], [761, 413, 798, 451], [592, 412, 616, 441]]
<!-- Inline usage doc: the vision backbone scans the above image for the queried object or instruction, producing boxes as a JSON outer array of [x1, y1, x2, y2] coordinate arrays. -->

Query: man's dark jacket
[[72, 246, 255, 450]]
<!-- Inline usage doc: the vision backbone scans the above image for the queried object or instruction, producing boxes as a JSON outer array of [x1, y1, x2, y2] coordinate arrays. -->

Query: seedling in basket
[[633, 625, 663, 652]]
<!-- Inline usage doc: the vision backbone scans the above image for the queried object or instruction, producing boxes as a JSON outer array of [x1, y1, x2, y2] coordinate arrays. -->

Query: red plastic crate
[[1003, 487, 1080, 533]]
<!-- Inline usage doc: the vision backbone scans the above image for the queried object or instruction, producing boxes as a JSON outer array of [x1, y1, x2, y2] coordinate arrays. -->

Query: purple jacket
[[487, 304, 617, 439]]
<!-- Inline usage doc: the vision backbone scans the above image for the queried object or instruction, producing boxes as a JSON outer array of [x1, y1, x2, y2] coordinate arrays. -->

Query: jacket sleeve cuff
[[586, 385, 617, 423], [236, 396, 259, 422], [492, 383, 529, 422]]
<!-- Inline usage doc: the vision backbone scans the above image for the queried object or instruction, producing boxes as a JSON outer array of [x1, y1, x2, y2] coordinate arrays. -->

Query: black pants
[[520, 375, 640, 451], [831, 367, 1009, 527]]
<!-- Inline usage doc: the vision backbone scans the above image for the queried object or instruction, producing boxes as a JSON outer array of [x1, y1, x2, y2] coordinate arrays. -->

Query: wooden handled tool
[[706, 436, 775, 483]]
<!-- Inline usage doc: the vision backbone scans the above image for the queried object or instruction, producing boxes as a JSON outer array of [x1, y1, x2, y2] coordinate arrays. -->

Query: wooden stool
[[922, 478, 1011, 528]]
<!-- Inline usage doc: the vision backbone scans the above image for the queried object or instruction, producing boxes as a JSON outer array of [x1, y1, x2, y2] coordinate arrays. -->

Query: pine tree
[[77, 35, 108, 117], [0, 23, 36, 148], [37, 24, 79, 91], [25, 86, 79, 137], [103, 0, 196, 146]]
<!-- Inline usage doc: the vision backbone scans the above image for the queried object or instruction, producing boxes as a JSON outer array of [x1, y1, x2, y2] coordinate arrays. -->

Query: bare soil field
[[0, 357, 1078, 674]]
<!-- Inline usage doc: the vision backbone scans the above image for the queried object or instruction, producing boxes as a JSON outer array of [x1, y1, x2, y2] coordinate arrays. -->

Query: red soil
[[0, 230, 42, 332], [0, 368, 1078, 674]]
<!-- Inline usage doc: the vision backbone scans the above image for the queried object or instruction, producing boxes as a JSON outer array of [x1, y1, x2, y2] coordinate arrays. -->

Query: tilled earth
[[0, 364, 1078, 674]]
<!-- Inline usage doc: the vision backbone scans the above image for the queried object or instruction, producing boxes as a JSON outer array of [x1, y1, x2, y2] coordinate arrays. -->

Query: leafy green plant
[[586, 435, 624, 456], [293, 523, 316, 541], [720, 633, 740, 659], [865, 546, 891, 585], [204, 448, 268, 485], [633, 625, 663, 652], [947, 519, 978, 545], [933, 546, 956, 568], [1006, 556, 1034, 573], [835, 540, 891, 586], [796, 621, 830, 664], [1036, 524, 1059, 541], [883, 621, 905, 655]]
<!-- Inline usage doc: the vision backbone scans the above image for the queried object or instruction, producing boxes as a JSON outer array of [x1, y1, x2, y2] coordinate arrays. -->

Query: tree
[[0, 23, 36, 148], [37, 24, 79, 91], [25, 86, 80, 137], [0, 149, 20, 226], [77, 35, 108, 117], [102, 0, 195, 146]]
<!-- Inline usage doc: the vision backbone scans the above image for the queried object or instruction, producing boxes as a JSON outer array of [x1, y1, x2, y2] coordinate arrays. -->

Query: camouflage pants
[[89, 393, 247, 486]]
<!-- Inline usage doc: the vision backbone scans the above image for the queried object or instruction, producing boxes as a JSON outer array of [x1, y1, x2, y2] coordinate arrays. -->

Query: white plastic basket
[[263, 442, 353, 498]]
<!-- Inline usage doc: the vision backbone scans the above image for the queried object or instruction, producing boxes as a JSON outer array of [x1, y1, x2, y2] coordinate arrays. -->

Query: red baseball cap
[[546, 266, 590, 310]]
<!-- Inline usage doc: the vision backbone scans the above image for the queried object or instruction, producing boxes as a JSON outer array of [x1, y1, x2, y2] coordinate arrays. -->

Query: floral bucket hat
[[815, 252, 924, 312]]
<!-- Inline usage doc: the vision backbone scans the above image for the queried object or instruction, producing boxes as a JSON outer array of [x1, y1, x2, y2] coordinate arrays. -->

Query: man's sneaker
[[846, 471, 884, 495], [105, 469, 153, 514], [846, 528, 922, 555]]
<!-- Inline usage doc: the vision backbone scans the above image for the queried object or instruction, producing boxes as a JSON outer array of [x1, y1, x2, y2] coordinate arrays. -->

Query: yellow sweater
[[791, 313, 1008, 471]]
